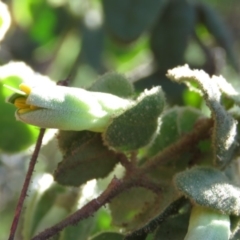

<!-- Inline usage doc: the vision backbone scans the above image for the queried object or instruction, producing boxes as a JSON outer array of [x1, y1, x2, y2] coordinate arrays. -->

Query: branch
[[8, 128, 46, 240], [142, 118, 213, 173], [31, 177, 132, 240]]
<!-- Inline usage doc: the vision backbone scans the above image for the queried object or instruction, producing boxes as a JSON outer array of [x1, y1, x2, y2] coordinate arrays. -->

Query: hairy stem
[[8, 128, 46, 240], [141, 118, 213, 173], [31, 177, 133, 240]]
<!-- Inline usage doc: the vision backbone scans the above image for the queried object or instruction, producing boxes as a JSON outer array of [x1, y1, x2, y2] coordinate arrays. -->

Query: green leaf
[[109, 187, 157, 230], [61, 218, 95, 240], [231, 232, 240, 240], [174, 166, 240, 215], [230, 216, 240, 240], [33, 188, 79, 236], [212, 75, 240, 107], [110, 185, 177, 231], [177, 107, 203, 134], [90, 232, 124, 240], [29, 3, 57, 45], [90, 72, 134, 98], [57, 130, 92, 155], [150, 0, 196, 72], [102, 0, 167, 42], [197, 3, 239, 72], [154, 212, 189, 240], [103, 87, 165, 151], [80, 24, 104, 72], [22, 179, 73, 239], [167, 65, 237, 167], [146, 108, 179, 157], [183, 89, 202, 108], [30, 184, 65, 236], [55, 131, 119, 186], [92, 208, 112, 233], [146, 106, 203, 157], [125, 197, 187, 240]]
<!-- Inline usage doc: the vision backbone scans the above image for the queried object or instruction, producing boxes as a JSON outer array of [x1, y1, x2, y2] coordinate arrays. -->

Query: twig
[[8, 128, 46, 240], [31, 177, 132, 240], [130, 151, 138, 166], [141, 118, 213, 173], [117, 153, 135, 173], [134, 176, 162, 194]]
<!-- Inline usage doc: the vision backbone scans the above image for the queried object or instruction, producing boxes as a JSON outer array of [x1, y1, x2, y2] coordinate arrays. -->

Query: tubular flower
[[7, 83, 132, 132], [184, 206, 230, 240]]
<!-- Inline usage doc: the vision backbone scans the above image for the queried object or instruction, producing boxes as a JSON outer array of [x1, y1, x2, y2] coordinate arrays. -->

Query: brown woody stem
[[31, 118, 213, 239], [31, 177, 132, 240], [8, 128, 46, 240], [141, 118, 213, 173]]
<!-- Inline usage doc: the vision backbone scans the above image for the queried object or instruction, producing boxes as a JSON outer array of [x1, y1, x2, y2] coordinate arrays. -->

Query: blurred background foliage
[[0, 0, 240, 239]]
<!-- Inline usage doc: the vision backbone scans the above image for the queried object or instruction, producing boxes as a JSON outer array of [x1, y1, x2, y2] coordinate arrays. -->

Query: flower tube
[[7, 83, 132, 132], [184, 206, 231, 240]]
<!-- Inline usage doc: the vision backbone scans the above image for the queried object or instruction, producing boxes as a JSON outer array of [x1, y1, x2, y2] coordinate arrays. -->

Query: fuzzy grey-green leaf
[[154, 212, 189, 240], [212, 75, 240, 107], [103, 87, 165, 151], [146, 106, 202, 157], [174, 167, 240, 215], [55, 131, 119, 186], [167, 65, 237, 167], [90, 72, 134, 98]]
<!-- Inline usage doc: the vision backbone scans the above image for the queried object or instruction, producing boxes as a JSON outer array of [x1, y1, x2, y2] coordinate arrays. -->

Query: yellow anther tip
[[30, 105, 39, 110], [14, 97, 27, 108], [14, 97, 27, 104], [18, 109, 31, 114], [15, 103, 29, 109], [19, 83, 31, 94]]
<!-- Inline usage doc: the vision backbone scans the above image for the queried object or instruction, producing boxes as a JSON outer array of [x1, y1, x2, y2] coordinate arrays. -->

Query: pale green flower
[[7, 83, 132, 132], [184, 206, 230, 240]]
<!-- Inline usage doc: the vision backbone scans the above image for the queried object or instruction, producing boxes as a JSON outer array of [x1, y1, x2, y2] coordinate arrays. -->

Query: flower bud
[[7, 83, 132, 132]]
